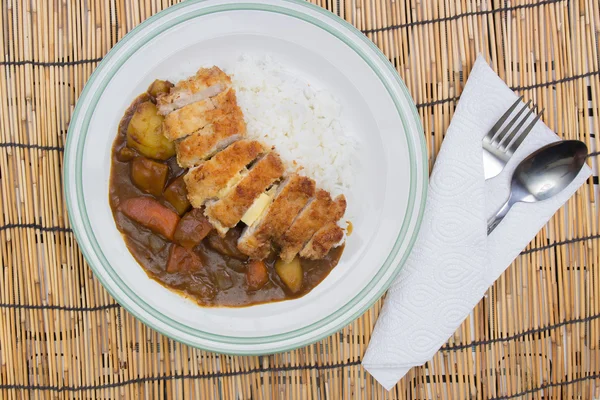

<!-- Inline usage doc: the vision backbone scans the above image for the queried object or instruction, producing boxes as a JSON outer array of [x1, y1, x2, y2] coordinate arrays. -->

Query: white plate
[[64, 0, 427, 355]]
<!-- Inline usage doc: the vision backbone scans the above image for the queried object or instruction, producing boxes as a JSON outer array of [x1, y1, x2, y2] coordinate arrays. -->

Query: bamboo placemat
[[0, 0, 598, 398]]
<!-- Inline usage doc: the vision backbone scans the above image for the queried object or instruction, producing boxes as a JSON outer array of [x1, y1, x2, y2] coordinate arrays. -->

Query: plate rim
[[64, 0, 428, 354]]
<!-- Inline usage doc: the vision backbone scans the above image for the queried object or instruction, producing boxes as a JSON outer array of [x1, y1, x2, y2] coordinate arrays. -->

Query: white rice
[[227, 55, 358, 196]]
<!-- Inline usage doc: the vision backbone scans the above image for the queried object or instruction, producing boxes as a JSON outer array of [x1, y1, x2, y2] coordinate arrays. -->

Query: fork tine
[[485, 95, 524, 142], [494, 99, 533, 146], [506, 108, 544, 154]]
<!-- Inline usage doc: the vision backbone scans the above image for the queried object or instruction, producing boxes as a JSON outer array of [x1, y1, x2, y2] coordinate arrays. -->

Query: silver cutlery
[[487, 140, 588, 235], [483, 96, 543, 180]]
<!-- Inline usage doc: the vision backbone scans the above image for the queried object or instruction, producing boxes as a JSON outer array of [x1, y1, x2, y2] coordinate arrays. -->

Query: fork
[[483, 96, 543, 180]]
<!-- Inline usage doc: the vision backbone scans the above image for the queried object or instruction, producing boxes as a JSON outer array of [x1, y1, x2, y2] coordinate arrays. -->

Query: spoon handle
[[487, 197, 514, 235]]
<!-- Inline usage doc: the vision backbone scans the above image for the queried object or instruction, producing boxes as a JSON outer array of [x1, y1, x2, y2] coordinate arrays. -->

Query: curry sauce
[[109, 90, 344, 307]]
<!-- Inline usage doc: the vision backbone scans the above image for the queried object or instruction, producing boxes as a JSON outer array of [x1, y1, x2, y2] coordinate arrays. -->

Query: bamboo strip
[[0, 0, 598, 398]]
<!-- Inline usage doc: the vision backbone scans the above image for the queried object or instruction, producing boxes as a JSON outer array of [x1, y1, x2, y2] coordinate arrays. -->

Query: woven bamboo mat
[[0, 0, 599, 398]]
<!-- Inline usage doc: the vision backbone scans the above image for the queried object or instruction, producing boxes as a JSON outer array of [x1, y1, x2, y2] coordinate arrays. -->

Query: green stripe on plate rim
[[65, 0, 428, 354]]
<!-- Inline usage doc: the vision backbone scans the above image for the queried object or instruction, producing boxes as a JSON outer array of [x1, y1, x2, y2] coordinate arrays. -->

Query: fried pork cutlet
[[299, 222, 344, 260], [237, 175, 316, 259], [204, 152, 285, 236], [278, 190, 346, 263], [157, 66, 231, 115], [184, 140, 264, 208], [176, 107, 246, 168], [163, 89, 239, 141]]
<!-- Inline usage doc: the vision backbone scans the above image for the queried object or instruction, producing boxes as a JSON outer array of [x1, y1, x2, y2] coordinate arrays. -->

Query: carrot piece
[[246, 260, 269, 290], [166, 245, 203, 273], [120, 197, 180, 240]]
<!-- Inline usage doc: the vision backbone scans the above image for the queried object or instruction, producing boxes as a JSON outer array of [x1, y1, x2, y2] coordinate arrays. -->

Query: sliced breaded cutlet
[[184, 140, 264, 208], [162, 97, 215, 141], [157, 66, 231, 115], [176, 107, 246, 168], [205, 152, 285, 236], [299, 222, 345, 260], [163, 88, 239, 141], [278, 190, 346, 263], [237, 175, 316, 260]]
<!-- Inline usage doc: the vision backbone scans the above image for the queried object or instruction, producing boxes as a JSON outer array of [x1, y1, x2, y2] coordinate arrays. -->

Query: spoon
[[487, 140, 588, 235]]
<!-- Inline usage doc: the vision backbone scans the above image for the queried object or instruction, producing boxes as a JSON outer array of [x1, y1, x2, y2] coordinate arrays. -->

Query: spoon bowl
[[488, 140, 588, 234]]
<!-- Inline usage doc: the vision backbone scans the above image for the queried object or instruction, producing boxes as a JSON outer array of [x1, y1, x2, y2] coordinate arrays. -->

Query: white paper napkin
[[362, 55, 592, 390]]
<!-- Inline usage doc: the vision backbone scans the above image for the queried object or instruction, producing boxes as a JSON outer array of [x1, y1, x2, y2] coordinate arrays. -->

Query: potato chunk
[[131, 157, 168, 196], [127, 102, 175, 160], [148, 79, 173, 98], [275, 256, 303, 293], [164, 175, 191, 215], [173, 209, 213, 249]]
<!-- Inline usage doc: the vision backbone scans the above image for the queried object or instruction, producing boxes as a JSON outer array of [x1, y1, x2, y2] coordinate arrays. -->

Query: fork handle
[[487, 196, 514, 235]]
